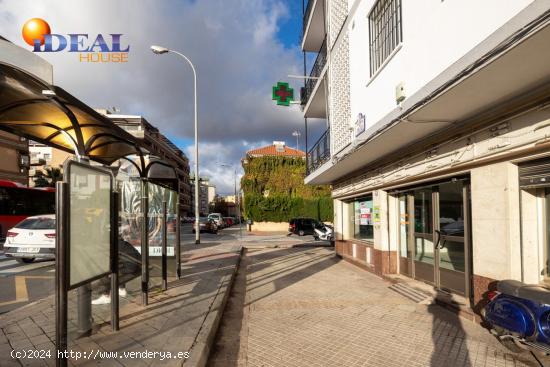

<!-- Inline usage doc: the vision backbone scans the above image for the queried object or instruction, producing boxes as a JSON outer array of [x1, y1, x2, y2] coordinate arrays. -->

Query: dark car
[[192, 217, 218, 234], [289, 217, 322, 236]]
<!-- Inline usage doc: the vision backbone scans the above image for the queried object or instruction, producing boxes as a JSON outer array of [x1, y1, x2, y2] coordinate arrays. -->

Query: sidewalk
[[208, 247, 547, 367], [0, 241, 242, 367]]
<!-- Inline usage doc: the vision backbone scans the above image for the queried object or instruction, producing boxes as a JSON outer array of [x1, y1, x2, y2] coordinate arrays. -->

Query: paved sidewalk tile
[[0, 241, 241, 367], [209, 247, 546, 367]]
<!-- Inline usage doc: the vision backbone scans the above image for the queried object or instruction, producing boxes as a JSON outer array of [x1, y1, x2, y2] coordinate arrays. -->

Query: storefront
[[393, 178, 471, 297]]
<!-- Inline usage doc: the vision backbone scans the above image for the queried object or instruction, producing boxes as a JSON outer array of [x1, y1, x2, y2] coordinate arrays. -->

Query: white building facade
[[302, 0, 550, 315]]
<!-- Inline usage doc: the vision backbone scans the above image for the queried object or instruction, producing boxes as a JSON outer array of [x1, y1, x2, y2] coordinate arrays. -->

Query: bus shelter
[[0, 40, 182, 366]]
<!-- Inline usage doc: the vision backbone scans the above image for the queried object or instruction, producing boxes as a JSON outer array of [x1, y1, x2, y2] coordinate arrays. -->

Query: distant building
[[224, 195, 237, 203], [190, 175, 211, 216], [207, 181, 216, 204], [246, 141, 305, 159], [98, 110, 191, 216], [28, 141, 72, 187], [241, 141, 331, 224], [0, 131, 29, 185]]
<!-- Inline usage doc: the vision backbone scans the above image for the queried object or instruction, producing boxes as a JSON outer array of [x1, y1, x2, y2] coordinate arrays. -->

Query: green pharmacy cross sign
[[272, 82, 294, 106]]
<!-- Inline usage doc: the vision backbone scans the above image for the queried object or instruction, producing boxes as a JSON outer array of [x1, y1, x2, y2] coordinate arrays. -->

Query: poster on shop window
[[358, 201, 372, 225]]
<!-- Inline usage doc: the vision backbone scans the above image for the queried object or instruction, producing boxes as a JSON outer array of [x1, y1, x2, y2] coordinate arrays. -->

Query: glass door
[[435, 181, 469, 295], [398, 194, 411, 276], [413, 188, 435, 284], [397, 179, 470, 296]]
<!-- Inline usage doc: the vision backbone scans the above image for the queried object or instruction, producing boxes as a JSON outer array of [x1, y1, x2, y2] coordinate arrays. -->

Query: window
[[353, 196, 374, 240], [368, 0, 402, 76]]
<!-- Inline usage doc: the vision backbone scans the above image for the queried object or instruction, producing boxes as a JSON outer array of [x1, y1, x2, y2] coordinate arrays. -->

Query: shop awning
[[0, 62, 142, 165]]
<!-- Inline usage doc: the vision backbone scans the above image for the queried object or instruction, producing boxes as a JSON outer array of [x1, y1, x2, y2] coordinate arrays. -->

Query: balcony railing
[[301, 39, 327, 105], [302, 0, 315, 38], [307, 128, 330, 175]]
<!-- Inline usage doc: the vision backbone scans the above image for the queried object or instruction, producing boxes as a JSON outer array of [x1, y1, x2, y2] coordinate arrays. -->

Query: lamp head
[[150, 45, 170, 54]]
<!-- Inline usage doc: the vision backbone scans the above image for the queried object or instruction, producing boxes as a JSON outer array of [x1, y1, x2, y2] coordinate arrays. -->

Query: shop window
[[353, 196, 374, 240]]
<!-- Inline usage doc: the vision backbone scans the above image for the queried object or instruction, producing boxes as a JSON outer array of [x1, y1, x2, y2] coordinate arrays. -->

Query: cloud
[[0, 0, 314, 194]]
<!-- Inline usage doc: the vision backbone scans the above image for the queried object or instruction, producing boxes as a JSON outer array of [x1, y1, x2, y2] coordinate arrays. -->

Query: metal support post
[[176, 206, 181, 279], [110, 191, 119, 331], [141, 179, 149, 306], [76, 284, 92, 337], [55, 181, 68, 367], [162, 201, 168, 291]]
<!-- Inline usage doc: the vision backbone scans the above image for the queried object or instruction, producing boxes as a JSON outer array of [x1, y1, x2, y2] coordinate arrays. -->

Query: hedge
[[244, 193, 333, 222]]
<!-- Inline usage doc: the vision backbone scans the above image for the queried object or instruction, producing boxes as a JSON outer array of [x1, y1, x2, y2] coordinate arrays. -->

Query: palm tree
[[33, 167, 62, 187]]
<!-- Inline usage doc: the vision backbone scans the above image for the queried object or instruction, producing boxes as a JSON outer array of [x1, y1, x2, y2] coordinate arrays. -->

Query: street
[[0, 224, 316, 315]]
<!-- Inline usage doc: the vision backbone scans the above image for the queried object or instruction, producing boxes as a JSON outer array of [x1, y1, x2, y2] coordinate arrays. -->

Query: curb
[[184, 246, 244, 367]]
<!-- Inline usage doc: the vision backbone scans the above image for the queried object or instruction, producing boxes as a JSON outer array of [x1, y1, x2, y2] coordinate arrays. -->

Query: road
[[0, 254, 55, 314], [0, 223, 315, 315]]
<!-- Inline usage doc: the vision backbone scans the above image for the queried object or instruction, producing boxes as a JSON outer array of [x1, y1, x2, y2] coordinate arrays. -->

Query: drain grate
[[389, 282, 432, 303]]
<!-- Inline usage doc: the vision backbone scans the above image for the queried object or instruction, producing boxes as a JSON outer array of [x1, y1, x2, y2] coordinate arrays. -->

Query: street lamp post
[[292, 130, 301, 151], [221, 163, 242, 241], [151, 45, 201, 244]]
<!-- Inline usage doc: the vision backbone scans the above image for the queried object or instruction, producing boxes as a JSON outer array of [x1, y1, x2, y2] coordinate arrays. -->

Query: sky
[[0, 0, 324, 195]]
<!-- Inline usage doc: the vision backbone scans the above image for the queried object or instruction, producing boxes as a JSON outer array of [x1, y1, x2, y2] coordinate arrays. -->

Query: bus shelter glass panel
[[147, 183, 176, 289], [118, 179, 143, 303], [67, 163, 111, 344], [166, 188, 178, 280]]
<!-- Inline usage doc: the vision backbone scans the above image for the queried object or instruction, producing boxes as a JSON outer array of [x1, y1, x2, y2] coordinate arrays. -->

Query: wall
[[346, 0, 533, 138], [470, 161, 521, 281]]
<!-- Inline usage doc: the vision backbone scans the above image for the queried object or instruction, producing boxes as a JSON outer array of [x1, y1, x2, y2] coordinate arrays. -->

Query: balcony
[[301, 39, 327, 118], [307, 128, 330, 175], [302, 0, 326, 52]]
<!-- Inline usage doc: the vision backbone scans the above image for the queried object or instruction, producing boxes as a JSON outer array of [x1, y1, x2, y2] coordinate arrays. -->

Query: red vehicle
[[0, 180, 55, 240]]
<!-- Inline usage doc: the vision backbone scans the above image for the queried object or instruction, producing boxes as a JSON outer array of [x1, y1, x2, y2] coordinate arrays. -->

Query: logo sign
[[355, 113, 365, 137], [22, 18, 129, 63], [272, 82, 294, 106]]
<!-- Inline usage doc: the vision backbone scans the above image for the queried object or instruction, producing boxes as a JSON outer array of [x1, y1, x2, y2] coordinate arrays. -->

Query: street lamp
[[151, 44, 201, 244], [292, 130, 301, 151], [220, 163, 242, 241]]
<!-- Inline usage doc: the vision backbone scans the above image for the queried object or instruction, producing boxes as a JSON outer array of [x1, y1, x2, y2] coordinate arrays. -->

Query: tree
[[33, 167, 63, 188]]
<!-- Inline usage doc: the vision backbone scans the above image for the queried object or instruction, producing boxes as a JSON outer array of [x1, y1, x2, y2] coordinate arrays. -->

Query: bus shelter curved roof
[[0, 62, 143, 165]]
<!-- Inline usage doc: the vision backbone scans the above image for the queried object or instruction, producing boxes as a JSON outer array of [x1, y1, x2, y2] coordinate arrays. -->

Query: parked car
[[289, 217, 323, 236], [192, 217, 218, 234], [208, 213, 225, 228], [3, 214, 56, 263], [224, 217, 234, 226]]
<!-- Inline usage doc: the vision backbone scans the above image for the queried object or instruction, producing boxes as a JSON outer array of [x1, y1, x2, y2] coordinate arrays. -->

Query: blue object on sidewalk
[[484, 279, 550, 354]]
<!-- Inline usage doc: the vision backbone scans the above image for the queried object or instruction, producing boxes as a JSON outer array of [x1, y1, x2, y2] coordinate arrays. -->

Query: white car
[[4, 214, 56, 263], [208, 213, 225, 228]]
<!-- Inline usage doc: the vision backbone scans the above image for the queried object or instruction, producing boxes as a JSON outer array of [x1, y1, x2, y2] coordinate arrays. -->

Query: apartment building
[[0, 131, 29, 185], [190, 175, 213, 216], [99, 111, 192, 216], [301, 0, 550, 314]]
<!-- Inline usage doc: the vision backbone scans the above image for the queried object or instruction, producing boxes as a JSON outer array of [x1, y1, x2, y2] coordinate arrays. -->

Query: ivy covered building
[[241, 141, 332, 223]]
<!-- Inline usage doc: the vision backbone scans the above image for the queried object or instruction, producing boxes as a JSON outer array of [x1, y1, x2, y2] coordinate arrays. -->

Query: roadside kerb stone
[[184, 247, 244, 367]]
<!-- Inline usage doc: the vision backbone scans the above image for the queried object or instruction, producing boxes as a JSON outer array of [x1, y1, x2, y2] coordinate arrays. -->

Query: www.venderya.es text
[[11, 349, 190, 361]]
